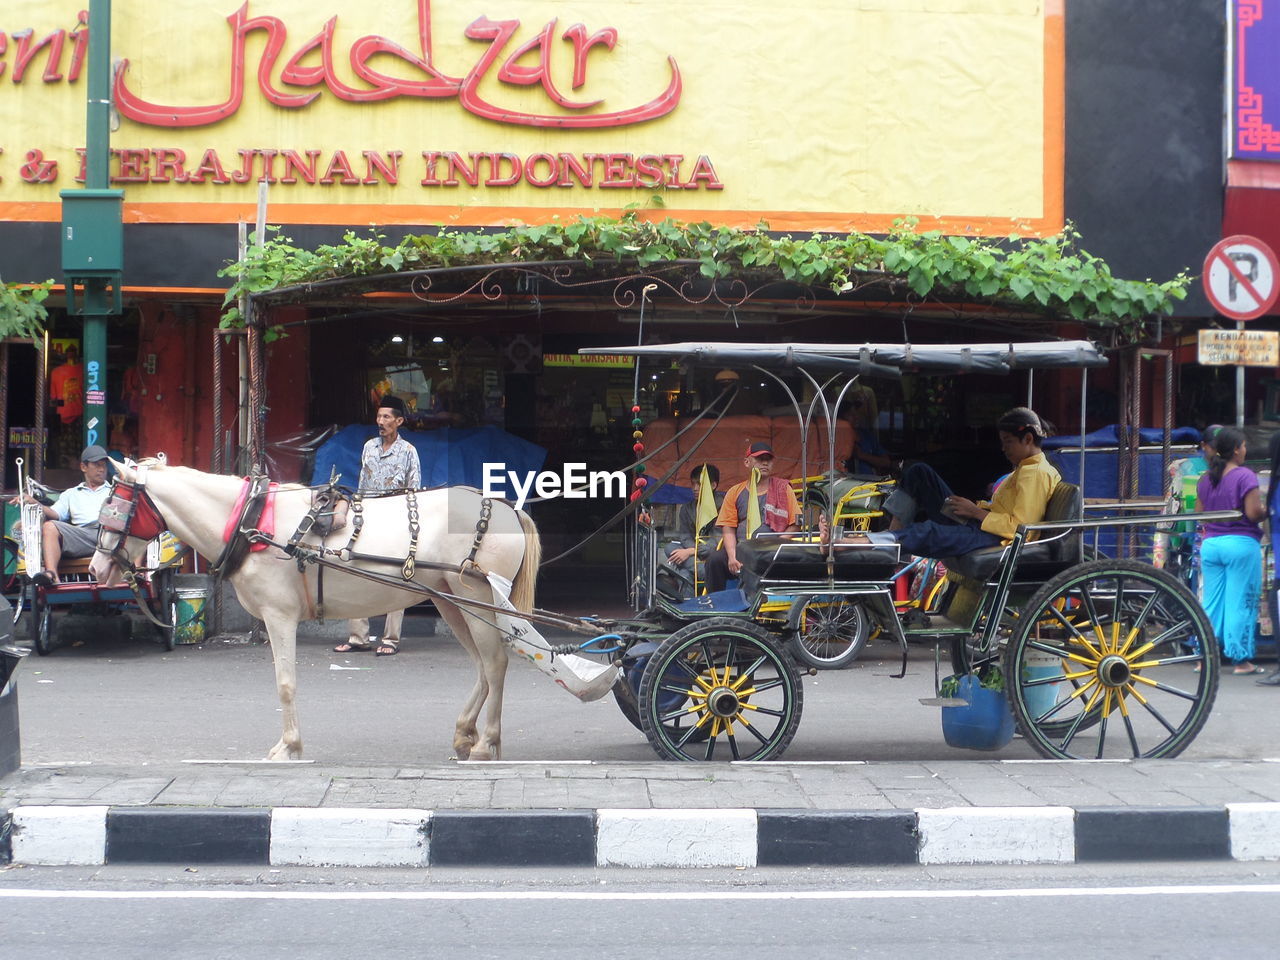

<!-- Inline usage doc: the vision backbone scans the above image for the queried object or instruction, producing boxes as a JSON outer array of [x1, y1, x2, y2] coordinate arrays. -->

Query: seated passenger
[[665, 464, 724, 590], [827, 407, 1059, 560], [9, 445, 113, 586], [845, 389, 900, 476], [703, 442, 801, 593]]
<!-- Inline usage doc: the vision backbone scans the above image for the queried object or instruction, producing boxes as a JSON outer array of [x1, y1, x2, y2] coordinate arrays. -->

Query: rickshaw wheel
[[637, 617, 803, 762], [787, 595, 869, 670], [150, 570, 177, 651], [30, 585, 54, 656], [1004, 559, 1219, 760]]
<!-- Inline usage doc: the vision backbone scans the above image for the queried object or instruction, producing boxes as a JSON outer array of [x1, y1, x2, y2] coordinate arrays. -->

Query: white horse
[[89, 460, 541, 762]]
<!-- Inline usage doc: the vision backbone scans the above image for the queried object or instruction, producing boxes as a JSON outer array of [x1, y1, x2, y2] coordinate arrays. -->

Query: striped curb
[[4, 804, 1280, 868]]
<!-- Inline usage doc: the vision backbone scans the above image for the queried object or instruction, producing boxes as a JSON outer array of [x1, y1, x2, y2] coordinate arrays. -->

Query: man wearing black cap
[[335, 395, 422, 656], [702, 441, 801, 594], [10, 445, 112, 586]]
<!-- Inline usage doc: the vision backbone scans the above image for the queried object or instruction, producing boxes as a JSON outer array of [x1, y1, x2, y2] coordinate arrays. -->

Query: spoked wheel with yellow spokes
[[638, 617, 804, 761], [787, 595, 870, 670], [1005, 559, 1219, 759]]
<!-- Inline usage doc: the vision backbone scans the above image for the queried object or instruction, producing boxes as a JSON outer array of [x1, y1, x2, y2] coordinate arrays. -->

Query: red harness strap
[[222, 478, 278, 551]]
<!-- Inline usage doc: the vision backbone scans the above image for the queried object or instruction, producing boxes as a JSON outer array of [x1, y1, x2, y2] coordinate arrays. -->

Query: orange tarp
[[644, 415, 853, 489]]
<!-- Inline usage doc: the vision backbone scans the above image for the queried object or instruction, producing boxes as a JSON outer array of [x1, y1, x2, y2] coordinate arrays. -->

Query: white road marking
[[2, 885, 1279, 902]]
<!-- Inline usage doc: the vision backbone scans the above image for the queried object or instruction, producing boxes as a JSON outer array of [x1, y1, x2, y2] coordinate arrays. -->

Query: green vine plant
[[0, 279, 53, 339], [219, 213, 1191, 342]]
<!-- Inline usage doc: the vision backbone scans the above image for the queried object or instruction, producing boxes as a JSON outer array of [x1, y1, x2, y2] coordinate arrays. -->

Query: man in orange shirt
[[702, 442, 802, 594]]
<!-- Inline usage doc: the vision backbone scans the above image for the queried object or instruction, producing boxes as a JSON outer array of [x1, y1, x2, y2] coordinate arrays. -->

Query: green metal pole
[[81, 0, 111, 450]]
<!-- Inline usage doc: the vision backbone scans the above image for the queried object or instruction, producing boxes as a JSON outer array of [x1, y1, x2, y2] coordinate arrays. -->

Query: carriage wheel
[[30, 585, 54, 656], [787, 595, 869, 670], [613, 658, 711, 744], [149, 570, 177, 651], [637, 617, 803, 761], [1004, 559, 1218, 760]]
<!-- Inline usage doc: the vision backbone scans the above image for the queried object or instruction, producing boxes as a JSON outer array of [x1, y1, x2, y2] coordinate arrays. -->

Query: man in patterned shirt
[[334, 394, 422, 657]]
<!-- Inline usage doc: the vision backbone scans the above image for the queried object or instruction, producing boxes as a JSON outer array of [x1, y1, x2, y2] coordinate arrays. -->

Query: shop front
[[0, 1, 1228, 577]]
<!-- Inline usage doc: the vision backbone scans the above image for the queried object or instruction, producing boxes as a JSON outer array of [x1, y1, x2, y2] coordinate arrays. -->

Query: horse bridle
[[96, 464, 168, 585]]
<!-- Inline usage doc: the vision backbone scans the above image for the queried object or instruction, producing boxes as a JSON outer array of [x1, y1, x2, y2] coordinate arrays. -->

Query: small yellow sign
[[1197, 329, 1280, 367], [544, 354, 635, 369]]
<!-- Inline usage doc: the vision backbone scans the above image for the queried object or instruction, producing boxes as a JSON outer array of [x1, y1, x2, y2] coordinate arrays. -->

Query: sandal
[[375, 643, 399, 656], [1232, 664, 1266, 675], [333, 642, 372, 653]]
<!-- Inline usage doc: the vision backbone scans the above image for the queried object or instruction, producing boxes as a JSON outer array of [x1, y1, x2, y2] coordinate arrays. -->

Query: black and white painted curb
[[4, 804, 1280, 868]]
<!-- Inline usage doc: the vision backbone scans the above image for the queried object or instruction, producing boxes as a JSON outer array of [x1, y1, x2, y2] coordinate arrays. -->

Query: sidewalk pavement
[[4, 758, 1280, 869]]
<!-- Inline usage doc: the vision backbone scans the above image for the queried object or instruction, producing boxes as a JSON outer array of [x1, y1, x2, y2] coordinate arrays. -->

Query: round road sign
[[1202, 234, 1279, 321]]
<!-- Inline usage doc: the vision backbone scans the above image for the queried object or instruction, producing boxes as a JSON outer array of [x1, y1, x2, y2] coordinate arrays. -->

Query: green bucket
[[174, 584, 209, 644]]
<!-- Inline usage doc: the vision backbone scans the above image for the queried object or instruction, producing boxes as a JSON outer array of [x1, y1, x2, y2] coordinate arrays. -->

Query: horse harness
[[97, 463, 182, 628], [106, 472, 498, 622]]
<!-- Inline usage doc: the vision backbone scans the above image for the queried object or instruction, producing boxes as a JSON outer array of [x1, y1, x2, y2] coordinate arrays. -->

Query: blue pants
[[887, 463, 1000, 558], [893, 519, 999, 559], [1201, 534, 1262, 663]]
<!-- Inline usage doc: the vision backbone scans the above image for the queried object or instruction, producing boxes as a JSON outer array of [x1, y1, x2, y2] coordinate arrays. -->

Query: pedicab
[[585, 340, 1231, 762], [12, 456, 183, 655]]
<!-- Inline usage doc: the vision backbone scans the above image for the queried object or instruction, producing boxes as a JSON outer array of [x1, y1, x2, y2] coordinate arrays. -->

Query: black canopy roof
[[579, 340, 1108, 378]]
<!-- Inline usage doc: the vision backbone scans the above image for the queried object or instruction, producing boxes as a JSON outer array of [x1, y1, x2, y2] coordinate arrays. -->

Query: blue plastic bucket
[[1021, 650, 1065, 720], [942, 674, 1015, 751]]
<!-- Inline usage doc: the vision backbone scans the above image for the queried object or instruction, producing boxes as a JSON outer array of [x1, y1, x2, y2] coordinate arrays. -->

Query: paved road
[[3, 862, 1280, 960], [10, 607, 1280, 766]]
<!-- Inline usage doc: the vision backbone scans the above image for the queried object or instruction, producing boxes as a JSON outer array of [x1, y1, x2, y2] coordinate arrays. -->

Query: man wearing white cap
[[10, 444, 112, 586]]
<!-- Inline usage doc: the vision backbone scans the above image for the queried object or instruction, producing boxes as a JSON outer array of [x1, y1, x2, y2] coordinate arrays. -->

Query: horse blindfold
[[99, 484, 167, 541]]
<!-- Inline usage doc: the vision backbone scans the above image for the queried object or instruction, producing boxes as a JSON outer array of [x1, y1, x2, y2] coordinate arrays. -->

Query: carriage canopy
[[579, 340, 1109, 377]]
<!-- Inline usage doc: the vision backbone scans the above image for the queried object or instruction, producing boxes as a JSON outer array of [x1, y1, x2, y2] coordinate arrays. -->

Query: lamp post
[[60, 0, 121, 453]]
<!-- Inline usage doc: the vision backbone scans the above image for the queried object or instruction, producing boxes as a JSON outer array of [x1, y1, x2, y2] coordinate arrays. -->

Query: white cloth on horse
[[487, 572, 619, 702]]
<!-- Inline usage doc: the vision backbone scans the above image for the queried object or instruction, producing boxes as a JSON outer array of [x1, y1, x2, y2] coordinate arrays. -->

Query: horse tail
[[510, 509, 541, 615]]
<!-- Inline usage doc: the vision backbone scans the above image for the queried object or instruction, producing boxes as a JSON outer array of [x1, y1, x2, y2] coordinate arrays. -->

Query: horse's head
[[90, 458, 169, 586]]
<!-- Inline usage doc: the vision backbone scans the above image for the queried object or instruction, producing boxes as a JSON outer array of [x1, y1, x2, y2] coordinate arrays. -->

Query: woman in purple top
[[1196, 426, 1267, 674]]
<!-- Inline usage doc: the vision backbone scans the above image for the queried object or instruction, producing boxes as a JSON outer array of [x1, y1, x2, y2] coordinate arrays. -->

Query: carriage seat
[[943, 482, 1082, 583], [744, 540, 900, 583]]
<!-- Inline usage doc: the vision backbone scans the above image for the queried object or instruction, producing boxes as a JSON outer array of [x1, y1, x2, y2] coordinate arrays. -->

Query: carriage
[[84, 339, 1231, 766], [12, 457, 182, 656], [584, 340, 1231, 763]]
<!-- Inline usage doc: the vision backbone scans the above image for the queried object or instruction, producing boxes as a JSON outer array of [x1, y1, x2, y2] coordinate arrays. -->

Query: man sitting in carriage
[[702, 442, 802, 594], [11, 444, 113, 586], [827, 407, 1060, 560], [663, 463, 725, 596]]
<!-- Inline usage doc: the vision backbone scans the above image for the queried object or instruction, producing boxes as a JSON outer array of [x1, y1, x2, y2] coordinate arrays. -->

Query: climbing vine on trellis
[[220, 213, 1191, 341]]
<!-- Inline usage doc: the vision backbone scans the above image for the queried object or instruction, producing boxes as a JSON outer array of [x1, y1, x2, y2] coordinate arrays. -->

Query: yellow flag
[[695, 467, 718, 533], [745, 466, 762, 538]]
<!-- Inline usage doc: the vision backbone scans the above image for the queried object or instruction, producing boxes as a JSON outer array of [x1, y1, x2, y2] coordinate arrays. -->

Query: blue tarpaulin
[[310, 425, 546, 491], [1043, 424, 1200, 499]]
